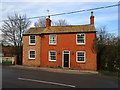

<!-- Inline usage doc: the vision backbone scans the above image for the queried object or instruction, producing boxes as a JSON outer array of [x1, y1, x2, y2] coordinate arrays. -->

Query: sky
[[0, 0, 119, 36]]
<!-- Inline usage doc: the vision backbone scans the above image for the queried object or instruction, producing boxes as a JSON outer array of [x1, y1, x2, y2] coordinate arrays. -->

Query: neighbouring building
[[23, 12, 97, 70], [0, 46, 17, 64]]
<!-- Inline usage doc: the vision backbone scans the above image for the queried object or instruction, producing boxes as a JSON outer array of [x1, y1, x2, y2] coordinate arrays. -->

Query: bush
[[2, 61, 14, 65]]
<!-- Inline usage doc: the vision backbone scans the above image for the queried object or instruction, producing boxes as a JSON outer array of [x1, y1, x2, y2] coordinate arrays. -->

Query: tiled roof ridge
[[24, 24, 96, 35], [30, 24, 91, 29]]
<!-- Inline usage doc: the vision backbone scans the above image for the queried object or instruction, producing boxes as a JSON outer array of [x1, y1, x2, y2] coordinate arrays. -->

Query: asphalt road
[[2, 65, 119, 88]]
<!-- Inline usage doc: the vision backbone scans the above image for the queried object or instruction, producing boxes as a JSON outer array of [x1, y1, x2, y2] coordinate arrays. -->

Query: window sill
[[76, 44, 85, 46], [49, 44, 57, 46], [29, 58, 35, 60], [76, 61, 86, 64], [49, 60, 56, 62], [29, 44, 36, 46]]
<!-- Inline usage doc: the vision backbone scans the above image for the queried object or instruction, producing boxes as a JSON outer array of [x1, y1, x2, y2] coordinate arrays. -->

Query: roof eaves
[[23, 33, 42, 36]]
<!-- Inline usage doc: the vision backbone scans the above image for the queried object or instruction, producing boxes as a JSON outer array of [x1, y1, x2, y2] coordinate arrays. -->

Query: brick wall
[[22, 35, 41, 66], [23, 33, 97, 70], [41, 33, 97, 70]]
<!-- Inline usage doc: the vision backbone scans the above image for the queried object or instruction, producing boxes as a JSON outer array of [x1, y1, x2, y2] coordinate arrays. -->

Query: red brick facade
[[23, 35, 41, 66], [40, 33, 97, 70], [23, 12, 97, 70], [23, 33, 97, 70]]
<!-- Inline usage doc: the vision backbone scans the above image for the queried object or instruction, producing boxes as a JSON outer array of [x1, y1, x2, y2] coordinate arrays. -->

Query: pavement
[[8, 65, 99, 74]]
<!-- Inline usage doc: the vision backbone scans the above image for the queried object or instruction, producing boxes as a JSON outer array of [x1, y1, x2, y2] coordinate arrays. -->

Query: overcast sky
[[0, 0, 119, 36]]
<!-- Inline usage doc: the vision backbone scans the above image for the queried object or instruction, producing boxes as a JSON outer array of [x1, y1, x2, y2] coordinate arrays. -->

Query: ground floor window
[[29, 50, 36, 59], [76, 51, 86, 62], [49, 51, 56, 61]]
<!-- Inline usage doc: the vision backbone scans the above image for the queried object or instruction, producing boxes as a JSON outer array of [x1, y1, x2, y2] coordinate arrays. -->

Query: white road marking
[[18, 77, 76, 88]]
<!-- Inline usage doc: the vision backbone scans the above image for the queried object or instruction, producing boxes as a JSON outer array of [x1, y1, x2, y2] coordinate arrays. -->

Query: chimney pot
[[91, 11, 93, 16], [46, 16, 51, 27], [90, 11, 94, 25]]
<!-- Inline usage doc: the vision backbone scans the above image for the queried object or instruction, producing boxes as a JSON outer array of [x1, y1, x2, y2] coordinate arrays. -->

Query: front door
[[63, 51, 70, 67]]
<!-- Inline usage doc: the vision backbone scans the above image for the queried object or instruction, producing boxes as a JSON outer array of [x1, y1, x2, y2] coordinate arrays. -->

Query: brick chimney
[[46, 16, 51, 27], [90, 11, 94, 25]]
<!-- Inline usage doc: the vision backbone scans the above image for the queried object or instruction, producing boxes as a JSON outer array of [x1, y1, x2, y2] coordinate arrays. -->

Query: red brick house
[[0, 46, 15, 57], [23, 12, 97, 70], [0, 46, 17, 64]]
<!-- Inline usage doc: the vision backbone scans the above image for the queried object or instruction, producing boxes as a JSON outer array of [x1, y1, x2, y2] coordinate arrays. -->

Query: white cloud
[[1, 2, 41, 20], [0, 1, 118, 35]]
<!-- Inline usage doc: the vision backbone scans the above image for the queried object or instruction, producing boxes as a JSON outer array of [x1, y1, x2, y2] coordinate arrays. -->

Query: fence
[[0, 56, 16, 64]]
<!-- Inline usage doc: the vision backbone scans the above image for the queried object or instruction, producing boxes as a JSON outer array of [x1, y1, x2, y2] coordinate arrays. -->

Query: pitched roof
[[25, 27, 45, 35], [24, 24, 96, 35]]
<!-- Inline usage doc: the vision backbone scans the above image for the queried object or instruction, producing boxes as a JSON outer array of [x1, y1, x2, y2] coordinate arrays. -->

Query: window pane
[[77, 51, 85, 62], [78, 57, 84, 61], [64, 51, 69, 54], [30, 40, 35, 43], [50, 52, 55, 55], [50, 35, 53, 39], [30, 55, 35, 58], [30, 36, 35, 39], [30, 36, 35, 44], [30, 51, 35, 54], [50, 35, 56, 44], [49, 51, 56, 61], [30, 51, 35, 58], [77, 34, 85, 44], [77, 40, 84, 43], [51, 56, 56, 60], [78, 52, 84, 56], [50, 40, 56, 44]]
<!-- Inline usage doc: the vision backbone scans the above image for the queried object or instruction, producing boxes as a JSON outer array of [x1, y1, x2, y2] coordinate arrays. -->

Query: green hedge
[[2, 61, 14, 65]]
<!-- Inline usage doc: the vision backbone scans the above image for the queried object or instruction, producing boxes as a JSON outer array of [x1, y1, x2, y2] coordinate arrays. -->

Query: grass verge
[[98, 70, 120, 77]]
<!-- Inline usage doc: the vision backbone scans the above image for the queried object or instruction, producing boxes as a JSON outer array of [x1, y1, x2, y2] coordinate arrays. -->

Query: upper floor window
[[49, 34, 56, 45], [29, 50, 36, 59], [76, 51, 86, 62], [49, 51, 56, 61], [76, 33, 85, 45], [29, 35, 36, 45]]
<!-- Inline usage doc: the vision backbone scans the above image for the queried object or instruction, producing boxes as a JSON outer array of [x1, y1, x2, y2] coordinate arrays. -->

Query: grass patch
[[98, 70, 120, 77], [2, 61, 14, 65]]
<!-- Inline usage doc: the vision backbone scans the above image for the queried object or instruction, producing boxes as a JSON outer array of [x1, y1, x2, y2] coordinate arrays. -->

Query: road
[[2, 65, 119, 88]]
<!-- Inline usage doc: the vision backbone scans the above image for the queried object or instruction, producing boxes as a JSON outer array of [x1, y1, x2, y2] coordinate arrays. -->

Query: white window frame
[[49, 34, 57, 45], [29, 50, 36, 59], [76, 33, 85, 45], [76, 51, 86, 62], [29, 35, 36, 45], [49, 51, 56, 61]]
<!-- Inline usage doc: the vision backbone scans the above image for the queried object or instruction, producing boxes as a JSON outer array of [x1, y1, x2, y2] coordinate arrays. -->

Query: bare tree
[[34, 17, 46, 27], [1, 13, 31, 64], [53, 19, 69, 26], [1, 13, 31, 46], [96, 25, 119, 71], [34, 18, 69, 27]]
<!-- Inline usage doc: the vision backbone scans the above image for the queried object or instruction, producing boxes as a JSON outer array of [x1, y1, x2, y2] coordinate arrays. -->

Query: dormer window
[[29, 35, 36, 45], [49, 34, 56, 45], [76, 33, 85, 45]]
